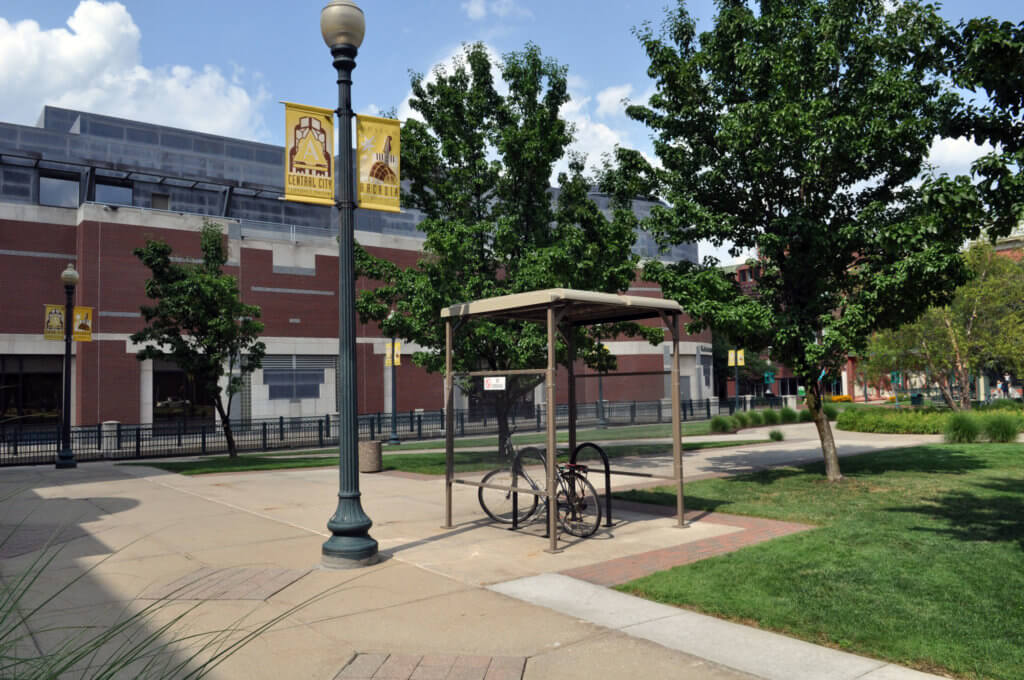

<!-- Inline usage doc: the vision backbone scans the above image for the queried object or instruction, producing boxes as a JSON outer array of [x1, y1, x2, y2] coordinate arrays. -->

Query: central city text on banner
[[283, 102, 335, 206], [356, 115, 401, 213]]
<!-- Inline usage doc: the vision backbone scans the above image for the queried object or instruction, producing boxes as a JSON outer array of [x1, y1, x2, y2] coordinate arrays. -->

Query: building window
[[151, 193, 170, 210], [39, 176, 79, 208], [264, 368, 324, 400], [96, 182, 132, 206]]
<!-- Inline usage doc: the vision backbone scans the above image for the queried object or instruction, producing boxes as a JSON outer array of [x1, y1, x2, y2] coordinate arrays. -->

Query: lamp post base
[[321, 535, 380, 569], [56, 448, 77, 469]]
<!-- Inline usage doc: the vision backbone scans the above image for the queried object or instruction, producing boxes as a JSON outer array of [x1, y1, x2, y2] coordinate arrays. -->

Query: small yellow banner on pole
[[72, 306, 93, 342], [736, 349, 745, 366], [44, 304, 65, 341], [728, 349, 745, 367], [356, 115, 401, 213], [384, 341, 401, 367], [283, 101, 336, 206]]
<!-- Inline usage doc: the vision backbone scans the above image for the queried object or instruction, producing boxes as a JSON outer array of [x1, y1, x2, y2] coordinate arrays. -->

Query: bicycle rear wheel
[[557, 471, 602, 538], [478, 468, 539, 524]]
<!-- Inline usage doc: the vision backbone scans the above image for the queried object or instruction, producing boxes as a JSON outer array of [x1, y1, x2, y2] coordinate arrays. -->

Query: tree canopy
[[356, 42, 661, 447], [131, 221, 265, 456], [622, 0, 975, 480]]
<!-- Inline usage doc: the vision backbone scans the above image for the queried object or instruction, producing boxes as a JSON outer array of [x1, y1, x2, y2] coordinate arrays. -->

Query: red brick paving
[[560, 500, 813, 586]]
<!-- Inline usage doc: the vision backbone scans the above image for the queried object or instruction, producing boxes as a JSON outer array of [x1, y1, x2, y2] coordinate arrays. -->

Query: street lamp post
[[388, 333, 400, 445], [56, 263, 78, 469], [321, 0, 378, 568]]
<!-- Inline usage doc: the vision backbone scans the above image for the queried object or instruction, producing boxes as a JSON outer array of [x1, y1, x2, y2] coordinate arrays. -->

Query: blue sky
[[1, 0, 1020, 261]]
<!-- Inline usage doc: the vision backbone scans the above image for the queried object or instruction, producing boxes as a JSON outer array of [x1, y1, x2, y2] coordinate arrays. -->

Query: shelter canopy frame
[[441, 288, 689, 552]]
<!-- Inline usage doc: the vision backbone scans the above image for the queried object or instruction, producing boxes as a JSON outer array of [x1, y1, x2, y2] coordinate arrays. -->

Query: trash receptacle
[[910, 393, 924, 407], [358, 441, 382, 473]]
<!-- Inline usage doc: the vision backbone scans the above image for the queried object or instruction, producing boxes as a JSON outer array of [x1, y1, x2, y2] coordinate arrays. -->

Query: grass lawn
[[121, 439, 766, 476], [615, 443, 1024, 680]]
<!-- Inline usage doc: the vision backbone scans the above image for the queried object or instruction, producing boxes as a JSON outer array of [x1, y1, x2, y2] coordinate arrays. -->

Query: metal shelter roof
[[440, 288, 682, 325]]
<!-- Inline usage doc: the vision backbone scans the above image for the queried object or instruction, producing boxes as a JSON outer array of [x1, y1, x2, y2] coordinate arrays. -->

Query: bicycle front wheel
[[478, 468, 539, 524], [557, 472, 602, 538]]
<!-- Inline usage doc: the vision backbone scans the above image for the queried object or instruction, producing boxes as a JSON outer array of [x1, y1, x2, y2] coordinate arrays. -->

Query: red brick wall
[[75, 340, 140, 425], [0, 218, 77, 333]]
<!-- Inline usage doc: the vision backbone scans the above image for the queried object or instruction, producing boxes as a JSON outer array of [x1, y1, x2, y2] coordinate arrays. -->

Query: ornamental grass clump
[[710, 415, 735, 433], [822, 404, 839, 421], [779, 407, 798, 424], [945, 412, 980, 443], [981, 413, 1020, 443], [733, 412, 750, 427], [747, 410, 764, 426], [836, 407, 949, 434], [761, 409, 780, 425], [798, 409, 814, 422], [769, 429, 784, 441]]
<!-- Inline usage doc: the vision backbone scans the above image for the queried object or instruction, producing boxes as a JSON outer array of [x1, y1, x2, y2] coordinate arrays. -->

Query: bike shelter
[[441, 288, 689, 552]]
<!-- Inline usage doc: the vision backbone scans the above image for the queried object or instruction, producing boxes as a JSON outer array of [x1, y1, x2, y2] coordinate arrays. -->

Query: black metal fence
[[0, 396, 784, 467]]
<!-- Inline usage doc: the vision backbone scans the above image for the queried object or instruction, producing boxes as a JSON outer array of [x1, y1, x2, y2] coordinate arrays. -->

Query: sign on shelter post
[[282, 102, 336, 206], [356, 115, 401, 213]]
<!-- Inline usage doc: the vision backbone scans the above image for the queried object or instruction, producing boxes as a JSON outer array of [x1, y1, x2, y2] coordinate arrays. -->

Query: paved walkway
[[0, 423, 947, 679]]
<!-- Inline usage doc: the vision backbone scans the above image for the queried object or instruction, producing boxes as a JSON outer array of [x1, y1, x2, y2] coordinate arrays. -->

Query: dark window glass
[[96, 183, 132, 206], [263, 368, 324, 400], [39, 176, 79, 208]]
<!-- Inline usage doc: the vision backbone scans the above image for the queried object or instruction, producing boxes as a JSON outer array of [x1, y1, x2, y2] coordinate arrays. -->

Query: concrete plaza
[[0, 424, 946, 679]]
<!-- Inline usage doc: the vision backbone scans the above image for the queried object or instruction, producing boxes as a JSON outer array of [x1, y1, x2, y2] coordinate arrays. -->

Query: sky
[[1, 0, 1020, 263]]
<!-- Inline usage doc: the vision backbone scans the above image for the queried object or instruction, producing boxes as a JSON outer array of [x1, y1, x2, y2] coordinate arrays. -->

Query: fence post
[[536, 408, 541, 432], [177, 421, 183, 447], [261, 422, 268, 449], [706, 400, 711, 418], [201, 425, 207, 454], [630, 401, 636, 424], [417, 414, 422, 439], [279, 416, 284, 441], [135, 426, 141, 458], [409, 410, 414, 431], [459, 411, 466, 436], [370, 417, 376, 441], [116, 423, 122, 450], [657, 401, 662, 423], [325, 414, 330, 439], [318, 420, 324, 448]]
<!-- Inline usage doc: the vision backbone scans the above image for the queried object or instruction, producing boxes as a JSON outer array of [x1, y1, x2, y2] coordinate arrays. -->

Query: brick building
[[0, 107, 711, 429]]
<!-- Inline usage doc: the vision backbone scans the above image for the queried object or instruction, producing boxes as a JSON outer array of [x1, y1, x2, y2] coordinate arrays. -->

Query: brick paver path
[[560, 501, 813, 586], [336, 653, 525, 680]]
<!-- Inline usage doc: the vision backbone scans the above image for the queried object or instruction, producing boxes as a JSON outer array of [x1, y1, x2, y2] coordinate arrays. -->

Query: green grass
[[378, 420, 713, 452], [122, 439, 768, 476], [614, 444, 1024, 679]]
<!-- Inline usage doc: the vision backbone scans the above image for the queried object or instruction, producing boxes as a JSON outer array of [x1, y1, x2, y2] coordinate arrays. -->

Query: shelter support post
[[444, 319, 454, 529], [669, 313, 688, 528], [546, 306, 559, 552], [566, 325, 577, 457]]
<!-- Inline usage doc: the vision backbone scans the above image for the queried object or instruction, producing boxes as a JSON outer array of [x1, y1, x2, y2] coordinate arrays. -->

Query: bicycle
[[477, 438, 602, 538]]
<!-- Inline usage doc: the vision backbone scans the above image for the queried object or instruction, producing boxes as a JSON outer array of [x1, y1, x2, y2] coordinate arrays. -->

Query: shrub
[[733, 412, 750, 427], [830, 394, 852, 402], [761, 409, 780, 425], [986, 398, 1022, 412], [836, 406, 948, 434], [710, 415, 735, 433], [822, 404, 839, 421], [982, 413, 1020, 442], [780, 407, 798, 423], [769, 429, 784, 441], [747, 410, 764, 426], [945, 412, 980, 443], [798, 408, 814, 422]]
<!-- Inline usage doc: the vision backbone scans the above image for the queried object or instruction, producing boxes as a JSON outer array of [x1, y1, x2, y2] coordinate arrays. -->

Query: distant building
[[0, 107, 709, 428]]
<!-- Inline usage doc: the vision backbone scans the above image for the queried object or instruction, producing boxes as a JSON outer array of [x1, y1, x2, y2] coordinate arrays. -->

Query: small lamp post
[[56, 263, 79, 469], [387, 313, 400, 445], [321, 0, 378, 568]]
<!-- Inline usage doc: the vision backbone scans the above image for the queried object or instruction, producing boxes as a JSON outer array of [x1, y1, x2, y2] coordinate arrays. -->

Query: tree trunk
[[495, 391, 512, 459], [943, 315, 972, 410], [807, 383, 842, 482], [213, 395, 237, 458]]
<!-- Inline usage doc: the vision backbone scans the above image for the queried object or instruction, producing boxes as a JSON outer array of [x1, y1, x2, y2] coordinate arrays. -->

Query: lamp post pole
[[321, 0, 377, 568], [56, 263, 78, 469], [388, 333, 400, 444]]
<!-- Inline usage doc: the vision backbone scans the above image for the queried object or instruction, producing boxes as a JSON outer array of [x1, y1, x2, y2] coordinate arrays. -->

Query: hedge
[[836, 406, 1024, 440]]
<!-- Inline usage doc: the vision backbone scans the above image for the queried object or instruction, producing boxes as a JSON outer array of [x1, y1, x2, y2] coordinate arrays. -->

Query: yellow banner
[[736, 349, 744, 366], [72, 306, 93, 342], [283, 102, 335, 206], [43, 305, 92, 341], [44, 304, 64, 341], [385, 341, 401, 367], [356, 115, 401, 213]]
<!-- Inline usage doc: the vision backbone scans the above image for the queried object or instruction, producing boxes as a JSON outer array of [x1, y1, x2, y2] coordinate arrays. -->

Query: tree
[[865, 243, 1024, 408], [356, 43, 661, 451], [131, 222, 266, 457], [623, 0, 975, 481]]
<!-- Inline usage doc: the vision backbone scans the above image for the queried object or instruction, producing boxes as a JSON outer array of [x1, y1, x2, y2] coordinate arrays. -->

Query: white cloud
[[927, 135, 994, 178], [0, 1, 269, 140], [595, 84, 633, 118], [461, 0, 532, 21]]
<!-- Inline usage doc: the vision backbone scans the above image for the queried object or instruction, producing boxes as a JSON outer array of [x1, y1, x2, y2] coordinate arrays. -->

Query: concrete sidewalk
[[0, 423, 946, 679]]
